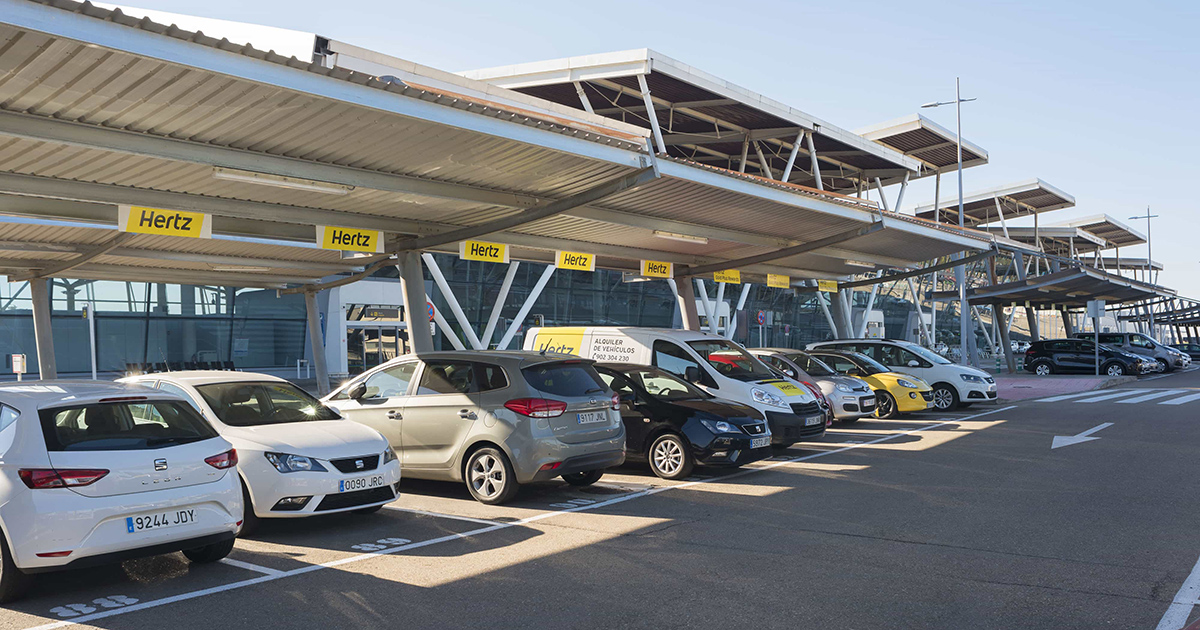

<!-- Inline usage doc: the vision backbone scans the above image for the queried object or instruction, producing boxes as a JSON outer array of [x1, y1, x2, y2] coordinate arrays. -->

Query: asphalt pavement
[[4, 368, 1200, 629]]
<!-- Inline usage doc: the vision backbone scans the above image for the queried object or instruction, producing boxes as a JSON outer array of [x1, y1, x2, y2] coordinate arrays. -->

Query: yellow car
[[805, 349, 933, 418]]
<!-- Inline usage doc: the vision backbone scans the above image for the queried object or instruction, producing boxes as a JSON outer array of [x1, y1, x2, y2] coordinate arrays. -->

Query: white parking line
[[381, 505, 506, 527], [217, 558, 285, 577], [1116, 390, 1185, 404], [1156, 553, 1200, 630], [24, 405, 1015, 630]]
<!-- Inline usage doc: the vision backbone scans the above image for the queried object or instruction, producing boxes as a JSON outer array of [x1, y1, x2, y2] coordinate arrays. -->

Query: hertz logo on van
[[533, 328, 585, 356]]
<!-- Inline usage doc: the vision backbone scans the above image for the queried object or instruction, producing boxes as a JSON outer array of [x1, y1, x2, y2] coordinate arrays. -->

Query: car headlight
[[896, 379, 919, 389], [751, 387, 789, 409], [382, 446, 398, 465], [264, 452, 328, 473], [835, 383, 852, 393], [699, 419, 742, 434], [959, 374, 986, 383]]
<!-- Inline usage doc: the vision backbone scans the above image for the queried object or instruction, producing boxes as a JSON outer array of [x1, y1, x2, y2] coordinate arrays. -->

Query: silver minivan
[[1073, 332, 1187, 372], [324, 351, 626, 505]]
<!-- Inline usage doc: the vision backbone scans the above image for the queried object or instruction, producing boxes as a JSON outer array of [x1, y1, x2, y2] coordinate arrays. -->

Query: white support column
[[993, 198, 1010, 238], [573, 81, 594, 114], [711, 281, 727, 335], [726, 283, 752, 340], [972, 305, 996, 353], [481, 262, 520, 348], [873, 177, 891, 212], [694, 278, 715, 333], [28, 277, 56, 380], [428, 294, 466, 351], [421, 253, 484, 349], [906, 276, 932, 345], [780, 131, 804, 183], [303, 290, 330, 395], [396, 252, 434, 354], [753, 141, 774, 180], [738, 138, 750, 173], [636, 74, 667, 155], [497, 265, 556, 350], [805, 131, 823, 191], [670, 278, 701, 331], [893, 172, 910, 214], [857, 272, 883, 338], [816, 289, 838, 336]]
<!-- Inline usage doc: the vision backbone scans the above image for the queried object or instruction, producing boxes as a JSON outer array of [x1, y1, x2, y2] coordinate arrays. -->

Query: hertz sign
[[316, 226, 384, 253], [118, 205, 211, 239], [459, 240, 510, 263], [555, 250, 595, 272], [639, 260, 673, 278]]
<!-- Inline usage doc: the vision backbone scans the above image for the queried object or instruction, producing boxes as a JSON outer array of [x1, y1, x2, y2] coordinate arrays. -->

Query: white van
[[524, 327, 825, 446]]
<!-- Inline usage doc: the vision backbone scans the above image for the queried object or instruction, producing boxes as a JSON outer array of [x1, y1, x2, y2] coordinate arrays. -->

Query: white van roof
[[529, 326, 728, 341]]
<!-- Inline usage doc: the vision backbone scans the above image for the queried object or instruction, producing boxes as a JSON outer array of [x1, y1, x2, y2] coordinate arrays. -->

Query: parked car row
[[1023, 332, 1191, 376]]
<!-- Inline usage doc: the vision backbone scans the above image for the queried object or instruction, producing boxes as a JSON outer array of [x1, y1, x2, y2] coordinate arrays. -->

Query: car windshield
[[825, 352, 887, 375], [902, 343, 952, 365], [786, 353, 835, 376], [616, 367, 711, 402], [686, 340, 773, 382], [195, 382, 340, 427], [39, 400, 218, 451]]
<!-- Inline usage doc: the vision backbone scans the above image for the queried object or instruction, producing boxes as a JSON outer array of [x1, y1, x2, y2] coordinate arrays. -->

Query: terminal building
[[0, 1, 1188, 385]]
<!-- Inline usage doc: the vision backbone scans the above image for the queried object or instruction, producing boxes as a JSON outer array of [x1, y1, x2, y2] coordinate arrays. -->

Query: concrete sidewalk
[[992, 372, 1136, 402]]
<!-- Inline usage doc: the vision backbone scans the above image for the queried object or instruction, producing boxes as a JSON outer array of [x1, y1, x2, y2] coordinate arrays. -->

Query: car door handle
[[459, 409, 477, 419], [387, 411, 402, 420]]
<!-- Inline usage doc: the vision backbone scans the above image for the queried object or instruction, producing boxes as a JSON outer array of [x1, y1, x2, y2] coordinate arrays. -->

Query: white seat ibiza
[[0, 381, 242, 602], [120, 372, 400, 533]]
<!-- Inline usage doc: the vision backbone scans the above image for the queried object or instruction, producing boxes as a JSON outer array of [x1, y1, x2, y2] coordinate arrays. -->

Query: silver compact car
[[324, 351, 626, 505], [749, 348, 876, 423]]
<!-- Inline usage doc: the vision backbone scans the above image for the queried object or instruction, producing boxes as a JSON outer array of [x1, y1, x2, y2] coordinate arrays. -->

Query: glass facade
[[0, 279, 307, 375]]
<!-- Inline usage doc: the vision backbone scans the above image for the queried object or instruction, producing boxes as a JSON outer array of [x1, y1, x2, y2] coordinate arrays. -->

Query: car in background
[[593, 364, 770, 479], [0, 381, 241, 602], [747, 348, 875, 423], [1073, 332, 1185, 372], [1011, 340, 1031, 353], [1023, 339, 1149, 376], [805, 349, 934, 418], [120, 372, 401, 534], [325, 351, 625, 505], [1171, 342, 1200, 360], [809, 339, 996, 410]]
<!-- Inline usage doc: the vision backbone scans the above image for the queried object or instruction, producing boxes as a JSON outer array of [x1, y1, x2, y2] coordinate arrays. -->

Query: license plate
[[339, 475, 385, 493], [805, 415, 823, 426], [577, 411, 607, 424], [126, 509, 194, 534], [750, 436, 770, 449], [862, 396, 876, 407]]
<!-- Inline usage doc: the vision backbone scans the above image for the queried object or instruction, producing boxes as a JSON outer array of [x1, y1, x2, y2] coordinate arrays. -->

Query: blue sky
[[131, 0, 1200, 298]]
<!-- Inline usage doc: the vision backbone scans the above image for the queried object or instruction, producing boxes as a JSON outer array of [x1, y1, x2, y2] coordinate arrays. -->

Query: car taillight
[[18, 468, 109, 489], [205, 449, 238, 470], [611, 393, 620, 410], [504, 398, 568, 418]]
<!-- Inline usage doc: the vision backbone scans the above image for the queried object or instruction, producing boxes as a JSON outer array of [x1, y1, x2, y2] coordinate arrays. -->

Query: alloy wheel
[[652, 438, 684, 476], [469, 453, 505, 499], [876, 393, 894, 418], [933, 387, 954, 410], [1035, 363, 1051, 376], [1107, 364, 1125, 376]]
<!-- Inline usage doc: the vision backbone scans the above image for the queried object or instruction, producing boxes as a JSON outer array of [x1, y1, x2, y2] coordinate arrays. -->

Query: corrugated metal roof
[[912, 179, 1075, 225]]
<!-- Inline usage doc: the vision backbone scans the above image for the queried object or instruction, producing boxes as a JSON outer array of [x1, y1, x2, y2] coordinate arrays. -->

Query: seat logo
[[355, 460, 364, 469], [154, 458, 168, 471]]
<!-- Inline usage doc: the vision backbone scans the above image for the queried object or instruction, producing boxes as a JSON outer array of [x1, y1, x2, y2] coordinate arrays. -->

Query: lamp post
[[1129, 207, 1158, 336], [922, 78, 977, 365]]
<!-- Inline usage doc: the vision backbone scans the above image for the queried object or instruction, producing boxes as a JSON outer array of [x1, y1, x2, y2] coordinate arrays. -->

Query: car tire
[[931, 383, 960, 411], [0, 534, 31, 604], [1104, 362, 1127, 377], [238, 481, 260, 537], [648, 433, 694, 480], [1157, 358, 1172, 372], [182, 538, 235, 564], [464, 447, 519, 505], [1032, 361, 1054, 376], [561, 470, 604, 487], [874, 391, 900, 419], [353, 505, 384, 515]]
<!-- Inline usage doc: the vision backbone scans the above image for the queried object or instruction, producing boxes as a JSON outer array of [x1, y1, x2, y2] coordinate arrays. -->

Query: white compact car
[[121, 372, 401, 533], [0, 381, 242, 602], [808, 339, 997, 410]]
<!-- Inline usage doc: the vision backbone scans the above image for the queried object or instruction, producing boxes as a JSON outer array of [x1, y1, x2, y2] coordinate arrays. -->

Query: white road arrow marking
[[1051, 422, 1114, 449]]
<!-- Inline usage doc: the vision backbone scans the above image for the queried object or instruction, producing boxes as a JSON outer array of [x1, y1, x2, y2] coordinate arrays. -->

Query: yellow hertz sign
[[317, 226, 383, 253], [460, 240, 509, 263], [769, 381, 805, 396], [818, 279, 839, 293], [640, 260, 673, 278], [118, 206, 211, 238], [713, 269, 741, 284], [767, 274, 790, 289], [532, 327, 585, 355], [555, 250, 595, 272]]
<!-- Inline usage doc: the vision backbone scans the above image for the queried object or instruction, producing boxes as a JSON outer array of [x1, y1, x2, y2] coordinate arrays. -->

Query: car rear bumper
[[529, 449, 626, 482], [21, 531, 237, 574]]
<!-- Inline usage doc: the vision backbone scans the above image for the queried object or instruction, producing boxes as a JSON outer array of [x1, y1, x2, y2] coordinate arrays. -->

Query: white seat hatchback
[[0, 381, 242, 602], [121, 372, 400, 533]]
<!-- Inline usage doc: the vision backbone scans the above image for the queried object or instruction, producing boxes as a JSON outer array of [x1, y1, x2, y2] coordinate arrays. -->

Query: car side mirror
[[846, 367, 861, 376], [784, 369, 797, 378], [906, 360, 920, 368], [347, 381, 367, 400], [684, 365, 702, 384]]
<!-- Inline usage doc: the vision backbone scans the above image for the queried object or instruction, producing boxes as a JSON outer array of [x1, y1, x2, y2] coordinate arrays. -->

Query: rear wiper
[[145, 436, 199, 447], [584, 387, 604, 394]]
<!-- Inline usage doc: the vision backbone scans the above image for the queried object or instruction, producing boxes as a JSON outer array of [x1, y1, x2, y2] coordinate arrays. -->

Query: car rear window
[[39, 400, 218, 451], [522, 362, 607, 397]]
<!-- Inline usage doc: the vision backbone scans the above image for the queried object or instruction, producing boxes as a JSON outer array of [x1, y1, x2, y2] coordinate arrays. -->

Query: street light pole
[[1130, 207, 1158, 336], [922, 79, 977, 366]]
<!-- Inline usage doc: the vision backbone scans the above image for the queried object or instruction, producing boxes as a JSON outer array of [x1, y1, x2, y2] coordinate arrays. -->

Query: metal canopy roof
[[1095, 257, 1162, 271], [462, 49, 923, 195], [980, 226, 1107, 256], [856, 114, 988, 173], [912, 179, 1075, 225], [932, 267, 1170, 310], [0, 0, 995, 291], [1053, 214, 1147, 248]]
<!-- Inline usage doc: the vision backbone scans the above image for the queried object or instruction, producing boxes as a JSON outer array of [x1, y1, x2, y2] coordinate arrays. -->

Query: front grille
[[790, 401, 821, 416], [330, 455, 380, 474], [920, 391, 934, 402], [741, 423, 767, 436], [315, 486, 394, 511]]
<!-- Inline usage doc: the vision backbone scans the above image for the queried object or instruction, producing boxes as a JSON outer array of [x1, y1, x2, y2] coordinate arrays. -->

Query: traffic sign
[[427, 302, 435, 322], [756, 310, 766, 325]]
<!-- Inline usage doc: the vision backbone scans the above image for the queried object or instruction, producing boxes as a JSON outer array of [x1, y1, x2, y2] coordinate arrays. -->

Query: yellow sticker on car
[[769, 381, 805, 396]]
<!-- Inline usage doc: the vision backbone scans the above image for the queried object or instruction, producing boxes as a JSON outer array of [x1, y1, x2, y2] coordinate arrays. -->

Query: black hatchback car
[[1171, 343, 1200, 360], [1023, 339, 1148, 376], [594, 363, 771, 480]]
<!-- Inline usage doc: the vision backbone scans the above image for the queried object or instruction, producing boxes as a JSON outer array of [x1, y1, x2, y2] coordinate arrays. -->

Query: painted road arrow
[[1051, 422, 1114, 449]]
